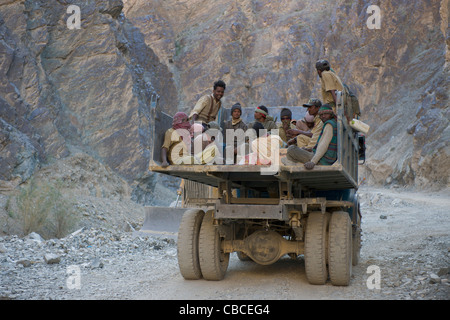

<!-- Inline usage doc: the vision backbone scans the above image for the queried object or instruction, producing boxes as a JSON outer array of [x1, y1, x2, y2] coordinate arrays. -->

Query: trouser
[[173, 144, 219, 164], [286, 145, 314, 163]]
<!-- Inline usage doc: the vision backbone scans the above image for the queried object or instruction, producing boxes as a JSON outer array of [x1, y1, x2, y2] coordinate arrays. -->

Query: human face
[[319, 111, 333, 123], [281, 116, 291, 126], [232, 109, 241, 120], [213, 86, 225, 101], [308, 105, 319, 116], [254, 111, 263, 121]]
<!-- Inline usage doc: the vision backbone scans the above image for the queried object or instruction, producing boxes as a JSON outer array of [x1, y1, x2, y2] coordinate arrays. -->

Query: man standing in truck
[[316, 60, 344, 115]]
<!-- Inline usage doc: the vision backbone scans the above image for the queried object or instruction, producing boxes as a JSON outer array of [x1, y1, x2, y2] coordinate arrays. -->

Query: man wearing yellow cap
[[287, 98, 323, 149]]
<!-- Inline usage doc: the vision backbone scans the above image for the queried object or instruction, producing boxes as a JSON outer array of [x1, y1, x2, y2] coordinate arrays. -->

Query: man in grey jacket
[[224, 103, 248, 164]]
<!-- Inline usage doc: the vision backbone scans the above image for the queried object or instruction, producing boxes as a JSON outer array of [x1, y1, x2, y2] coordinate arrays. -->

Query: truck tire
[[328, 211, 352, 286], [199, 210, 230, 280], [305, 211, 329, 285], [352, 208, 361, 266], [177, 209, 205, 280]]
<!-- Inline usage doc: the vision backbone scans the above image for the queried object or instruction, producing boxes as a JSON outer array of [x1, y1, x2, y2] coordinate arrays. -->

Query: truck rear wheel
[[177, 209, 205, 280], [199, 210, 230, 280], [352, 208, 362, 266], [328, 211, 352, 286], [305, 211, 329, 285]]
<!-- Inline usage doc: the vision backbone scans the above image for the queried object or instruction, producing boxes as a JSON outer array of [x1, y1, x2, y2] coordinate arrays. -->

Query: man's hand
[[190, 114, 198, 124], [287, 129, 301, 136], [304, 161, 315, 170], [287, 137, 297, 145]]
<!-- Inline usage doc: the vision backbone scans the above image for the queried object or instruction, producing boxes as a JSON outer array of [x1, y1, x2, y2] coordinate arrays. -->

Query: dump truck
[[146, 93, 364, 286]]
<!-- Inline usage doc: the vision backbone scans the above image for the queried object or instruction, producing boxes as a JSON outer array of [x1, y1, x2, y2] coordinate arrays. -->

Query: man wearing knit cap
[[283, 104, 338, 170], [224, 103, 247, 131], [247, 105, 277, 132], [278, 108, 296, 143], [224, 103, 248, 163]]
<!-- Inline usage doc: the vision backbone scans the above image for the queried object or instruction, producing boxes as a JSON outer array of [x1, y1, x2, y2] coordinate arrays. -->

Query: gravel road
[[1, 186, 449, 301]]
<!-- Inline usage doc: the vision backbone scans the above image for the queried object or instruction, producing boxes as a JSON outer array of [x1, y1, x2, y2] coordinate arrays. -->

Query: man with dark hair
[[287, 98, 323, 149], [316, 60, 344, 115], [283, 104, 338, 170], [224, 103, 247, 132], [278, 108, 295, 143], [247, 105, 277, 132], [189, 80, 226, 124], [224, 103, 248, 163]]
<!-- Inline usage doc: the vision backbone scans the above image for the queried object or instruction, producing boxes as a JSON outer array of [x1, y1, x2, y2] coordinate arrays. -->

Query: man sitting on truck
[[189, 80, 226, 125], [247, 105, 278, 132], [278, 108, 296, 144], [161, 112, 220, 166], [224, 103, 248, 164], [287, 98, 323, 150], [282, 104, 337, 170], [161, 112, 192, 167]]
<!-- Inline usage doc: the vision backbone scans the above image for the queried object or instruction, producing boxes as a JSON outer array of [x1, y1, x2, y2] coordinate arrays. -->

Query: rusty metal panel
[[215, 203, 286, 220]]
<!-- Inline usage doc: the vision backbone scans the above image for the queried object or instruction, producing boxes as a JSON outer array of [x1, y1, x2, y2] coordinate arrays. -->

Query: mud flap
[[136, 206, 189, 238]]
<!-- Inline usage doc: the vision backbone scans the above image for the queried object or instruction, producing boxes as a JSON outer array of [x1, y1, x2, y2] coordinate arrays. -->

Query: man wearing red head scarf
[[161, 112, 192, 166]]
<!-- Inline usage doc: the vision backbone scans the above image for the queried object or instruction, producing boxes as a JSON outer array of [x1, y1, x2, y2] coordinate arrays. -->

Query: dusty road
[[133, 187, 450, 300], [1, 186, 449, 301]]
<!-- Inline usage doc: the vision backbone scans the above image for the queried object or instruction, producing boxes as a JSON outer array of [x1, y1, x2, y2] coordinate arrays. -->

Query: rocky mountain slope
[[0, 0, 448, 199]]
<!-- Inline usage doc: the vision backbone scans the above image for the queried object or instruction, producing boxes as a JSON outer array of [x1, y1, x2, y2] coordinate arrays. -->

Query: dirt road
[[133, 187, 449, 300], [1, 186, 449, 301]]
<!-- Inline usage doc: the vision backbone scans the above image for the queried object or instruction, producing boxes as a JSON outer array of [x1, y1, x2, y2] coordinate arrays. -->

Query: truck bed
[[148, 101, 359, 192], [148, 163, 357, 190]]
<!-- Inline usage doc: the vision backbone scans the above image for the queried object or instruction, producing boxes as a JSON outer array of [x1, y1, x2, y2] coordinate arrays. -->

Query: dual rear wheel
[[177, 209, 229, 281], [178, 209, 357, 285], [305, 211, 354, 286]]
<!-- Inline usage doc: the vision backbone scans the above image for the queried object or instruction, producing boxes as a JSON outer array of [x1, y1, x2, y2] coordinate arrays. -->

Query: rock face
[[0, 0, 449, 192], [0, 0, 177, 193], [124, 0, 449, 189]]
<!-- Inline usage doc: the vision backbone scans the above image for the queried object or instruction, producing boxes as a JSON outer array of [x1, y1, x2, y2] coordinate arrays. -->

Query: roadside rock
[[44, 254, 61, 265]]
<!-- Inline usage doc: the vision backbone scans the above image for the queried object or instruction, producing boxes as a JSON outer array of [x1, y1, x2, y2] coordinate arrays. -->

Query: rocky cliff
[[0, 0, 177, 197], [0, 0, 448, 198]]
